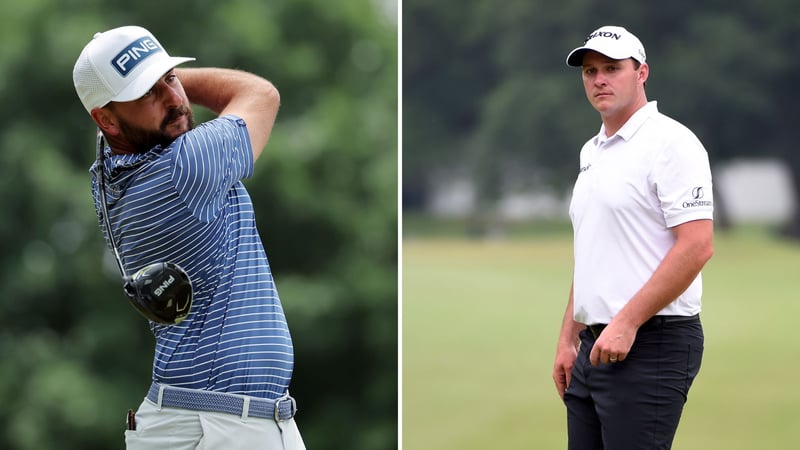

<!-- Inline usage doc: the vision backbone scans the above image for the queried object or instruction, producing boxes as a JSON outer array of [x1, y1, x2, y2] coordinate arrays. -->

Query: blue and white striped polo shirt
[[90, 115, 293, 400]]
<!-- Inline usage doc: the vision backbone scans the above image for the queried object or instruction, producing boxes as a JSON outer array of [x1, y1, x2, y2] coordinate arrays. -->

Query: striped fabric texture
[[90, 115, 293, 400]]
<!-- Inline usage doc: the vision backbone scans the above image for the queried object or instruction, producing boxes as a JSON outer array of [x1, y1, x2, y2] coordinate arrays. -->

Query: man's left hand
[[589, 321, 637, 366]]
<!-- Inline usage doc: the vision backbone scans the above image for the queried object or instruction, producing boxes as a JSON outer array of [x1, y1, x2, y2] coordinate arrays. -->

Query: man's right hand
[[553, 340, 579, 401]]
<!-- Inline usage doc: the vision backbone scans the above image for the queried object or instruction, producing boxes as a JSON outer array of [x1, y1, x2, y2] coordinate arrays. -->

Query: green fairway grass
[[402, 227, 800, 449]]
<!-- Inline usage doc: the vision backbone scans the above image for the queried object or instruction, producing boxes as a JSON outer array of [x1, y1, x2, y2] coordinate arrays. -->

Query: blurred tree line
[[404, 0, 800, 237], [0, 0, 397, 449]]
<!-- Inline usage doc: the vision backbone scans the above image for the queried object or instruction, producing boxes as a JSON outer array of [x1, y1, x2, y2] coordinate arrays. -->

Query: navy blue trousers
[[564, 317, 703, 450]]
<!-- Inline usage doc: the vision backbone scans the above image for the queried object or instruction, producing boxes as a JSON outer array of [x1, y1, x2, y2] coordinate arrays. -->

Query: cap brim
[[566, 48, 589, 67], [566, 46, 641, 67], [111, 56, 195, 103]]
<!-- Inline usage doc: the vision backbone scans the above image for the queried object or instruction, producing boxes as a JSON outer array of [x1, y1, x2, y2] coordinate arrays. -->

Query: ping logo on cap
[[111, 37, 163, 77]]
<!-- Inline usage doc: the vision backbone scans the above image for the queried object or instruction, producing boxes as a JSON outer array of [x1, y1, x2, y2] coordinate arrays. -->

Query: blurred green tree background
[[404, 0, 800, 237], [0, 0, 397, 449]]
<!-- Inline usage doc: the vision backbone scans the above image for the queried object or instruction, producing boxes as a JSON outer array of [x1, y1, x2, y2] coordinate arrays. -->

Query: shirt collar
[[594, 101, 658, 145]]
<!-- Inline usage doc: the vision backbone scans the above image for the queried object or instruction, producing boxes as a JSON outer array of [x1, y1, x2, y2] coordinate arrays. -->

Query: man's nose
[[158, 81, 182, 106], [594, 74, 607, 87]]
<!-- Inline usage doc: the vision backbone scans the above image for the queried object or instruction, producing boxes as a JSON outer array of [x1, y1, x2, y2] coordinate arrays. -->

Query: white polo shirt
[[569, 101, 713, 325]]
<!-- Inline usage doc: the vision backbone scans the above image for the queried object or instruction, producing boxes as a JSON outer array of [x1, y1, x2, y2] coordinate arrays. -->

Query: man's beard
[[117, 105, 195, 152]]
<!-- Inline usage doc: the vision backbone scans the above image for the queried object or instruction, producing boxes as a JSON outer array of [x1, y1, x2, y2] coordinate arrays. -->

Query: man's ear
[[90, 107, 121, 136], [638, 63, 650, 84]]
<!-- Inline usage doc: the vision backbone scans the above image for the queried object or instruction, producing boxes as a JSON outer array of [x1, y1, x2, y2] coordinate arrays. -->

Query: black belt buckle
[[587, 324, 606, 339]]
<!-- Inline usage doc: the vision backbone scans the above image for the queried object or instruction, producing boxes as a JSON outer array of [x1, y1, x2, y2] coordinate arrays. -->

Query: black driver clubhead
[[123, 262, 193, 324]]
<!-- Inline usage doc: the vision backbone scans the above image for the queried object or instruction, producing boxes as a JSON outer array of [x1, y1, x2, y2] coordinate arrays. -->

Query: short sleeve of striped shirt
[[172, 115, 254, 222]]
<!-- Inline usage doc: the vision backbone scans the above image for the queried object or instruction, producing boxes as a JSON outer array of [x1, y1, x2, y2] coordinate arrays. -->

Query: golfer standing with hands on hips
[[73, 26, 305, 449], [552, 26, 714, 449]]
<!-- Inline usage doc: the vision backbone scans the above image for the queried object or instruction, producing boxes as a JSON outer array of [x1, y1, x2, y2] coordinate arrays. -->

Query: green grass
[[401, 227, 800, 449]]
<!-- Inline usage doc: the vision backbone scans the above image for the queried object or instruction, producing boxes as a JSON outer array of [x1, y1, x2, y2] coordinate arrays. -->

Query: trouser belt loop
[[241, 396, 251, 421], [156, 384, 166, 411]]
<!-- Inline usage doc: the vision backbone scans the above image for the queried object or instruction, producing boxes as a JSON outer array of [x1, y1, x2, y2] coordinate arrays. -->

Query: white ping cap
[[73, 26, 195, 113]]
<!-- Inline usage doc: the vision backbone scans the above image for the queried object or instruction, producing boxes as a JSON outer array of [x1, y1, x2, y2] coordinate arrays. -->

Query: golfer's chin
[[591, 98, 614, 113]]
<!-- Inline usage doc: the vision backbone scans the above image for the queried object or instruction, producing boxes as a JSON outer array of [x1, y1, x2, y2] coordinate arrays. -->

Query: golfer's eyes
[[584, 65, 618, 75], [138, 73, 177, 100]]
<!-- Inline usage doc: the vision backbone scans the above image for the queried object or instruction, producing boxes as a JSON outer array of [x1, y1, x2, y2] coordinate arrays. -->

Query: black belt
[[586, 314, 700, 339]]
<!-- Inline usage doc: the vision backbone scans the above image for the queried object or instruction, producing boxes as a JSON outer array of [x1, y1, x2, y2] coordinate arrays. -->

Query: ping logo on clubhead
[[153, 274, 175, 297], [111, 37, 163, 76]]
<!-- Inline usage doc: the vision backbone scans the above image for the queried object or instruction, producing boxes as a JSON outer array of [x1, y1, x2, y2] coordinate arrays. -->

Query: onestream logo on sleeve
[[682, 186, 713, 209], [111, 37, 163, 77]]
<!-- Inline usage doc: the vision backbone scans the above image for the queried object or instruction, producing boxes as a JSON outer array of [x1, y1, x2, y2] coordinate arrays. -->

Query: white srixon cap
[[566, 25, 646, 67], [73, 26, 195, 113]]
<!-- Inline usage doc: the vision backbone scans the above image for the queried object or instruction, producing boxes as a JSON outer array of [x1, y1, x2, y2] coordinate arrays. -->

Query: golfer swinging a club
[[74, 26, 305, 449]]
